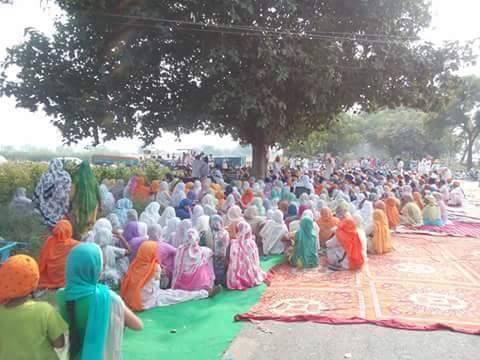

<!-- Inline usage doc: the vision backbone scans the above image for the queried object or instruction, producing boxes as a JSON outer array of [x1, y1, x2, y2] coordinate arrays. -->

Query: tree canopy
[[0, 0, 473, 176]]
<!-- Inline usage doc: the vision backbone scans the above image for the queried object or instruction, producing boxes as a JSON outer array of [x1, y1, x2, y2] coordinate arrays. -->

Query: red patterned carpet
[[238, 234, 480, 335], [417, 221, 480, 238]]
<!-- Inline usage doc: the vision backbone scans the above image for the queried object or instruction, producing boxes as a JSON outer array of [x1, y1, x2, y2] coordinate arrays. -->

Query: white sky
[[0, 0, 479, 152]]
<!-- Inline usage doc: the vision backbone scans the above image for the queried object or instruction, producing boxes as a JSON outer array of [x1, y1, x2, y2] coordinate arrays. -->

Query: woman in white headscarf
[[191, 205, 205, 227], [162, 217, 181, 245], [260, 209, 289, 255], [139, 202, 161, 227], [221, 194, 236, 214], [172, 219, 193, 248], [171, 182, 186, 208], [201, 194, 217, 209], [155, 181, 171, 210], [32, 158, 72, 228], [99, 184, 116, 216], [95, 228, 129, 289], [159, 206, 176, 227], [294, 175, 314, 194]]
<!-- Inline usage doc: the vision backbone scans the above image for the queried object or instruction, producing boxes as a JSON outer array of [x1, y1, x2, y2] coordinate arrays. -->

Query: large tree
[[0, 0, 472, 177]]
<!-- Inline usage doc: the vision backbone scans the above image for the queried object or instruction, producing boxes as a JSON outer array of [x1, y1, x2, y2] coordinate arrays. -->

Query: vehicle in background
[[54, 157, 83, 166], [213, 156, 246, 169], [91, 154, 140, 167]]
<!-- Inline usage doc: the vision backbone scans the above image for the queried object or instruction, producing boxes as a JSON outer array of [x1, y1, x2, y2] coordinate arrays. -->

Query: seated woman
[[400, 194, 423, 226], [113, 198, 134, 227], [240, 188, 255, 208], [210, 215, 230, 286], [172, 229, 216, 291], [155, 181, 171, 211], [171, 182, 187, 208], [413, 192, 425, 210], [368, 210, 393, 255], [191, 205, 205, 226], [225, 205, 244, 239], [125, 221, 149, 260], [175, 198, 193, 220], [433, 192, 449, 225], [99, 184, 115, 216], [317, 207, 340, 248], [148, 224, 177, 289], [252, 197, 266, 216], [353, 214, 368, 263], [260, 209, 289, 255], [39, 220, 79, 289], [57, 243, 143, 359], [139, 202, 161, 227], [423, 195, 444, 226], [0, 255, 68, 360], [385, 194, 401, 230], [448, 181, 465, 207], [172, 219, 193, 248], [159, 206, 176, 227], [289, 216, 319, 269], [244, 206, 266, 246], [95, 229, 130, 289], [9, 187, 33, 217], [227, 221, 265, 290], [122, 240, 211, 312], [163, 217, 181, 245], [326, 218, 364, 271]]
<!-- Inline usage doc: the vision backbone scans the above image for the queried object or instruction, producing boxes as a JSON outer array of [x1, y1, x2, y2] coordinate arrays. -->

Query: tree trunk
[[466, 136, 474, 170], [251, 130, 269, 179]]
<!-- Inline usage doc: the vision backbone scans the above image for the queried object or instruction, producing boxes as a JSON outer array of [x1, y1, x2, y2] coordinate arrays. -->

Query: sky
[[0, 0, 480, 153]]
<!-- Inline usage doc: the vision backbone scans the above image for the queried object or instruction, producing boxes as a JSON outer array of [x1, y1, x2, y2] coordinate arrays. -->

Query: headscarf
[[400, 195, 423, 226], [139, 202, 161, 226], [244, 205, 265, 237], [260, 209, 288, 255], [159, 206, 176, 227], [241, 188, 255, 207], [226, 205, 243, 224], [38, 220, 79, 289], [83, 218, 113, 243], [99, 184, 115, 215], [65, 243, 112, 360], [150, 180, 161, 195], [226, 221, 265, 290], [413, 192, 425, 210], [127, 209, 138, 222], [191, 205, 205, 226], [201, 194, 217, 209], [215, 191, 225, 208], [222, 194, 235, 212], [336, 218, 364, 270], [9, 187, 33, 216], [131, 176, 151, 203], [32, 158, 72, 227], [171, 182, 186, 207], [120, 241, 158, 311], [317, 207, 340, 243], [110, 179, 125, 201], [210, 215, 230, 257], [252, 197, 266, 216], [113, 198, 133, 227], [385, 197, 401, 229], [176, 198, 193, 220], [173, 219, 193, 247], [0, 255, 39, 304], [106, 213, 122, 232], [371, 210, 393, 255], [71, 161, 101, 237], [172, 229, 213, 290], [374, 200, 386, 212], [123, 221, 140, 243], [163, 217, 181, 245], [423, 195, 443, 225], [203, 204, 217, 216], [155, 181, 171, 209], [147, 223, 163, 241], [291, 217, 319, 268]]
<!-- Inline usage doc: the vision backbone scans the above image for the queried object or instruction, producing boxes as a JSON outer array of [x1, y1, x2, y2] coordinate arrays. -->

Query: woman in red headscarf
[[240, 188, 255, 208], [326, 218, 364, 271]]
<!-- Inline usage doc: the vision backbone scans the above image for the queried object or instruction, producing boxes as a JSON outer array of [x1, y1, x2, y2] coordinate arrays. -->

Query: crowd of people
[[0, 155, 467, 358]]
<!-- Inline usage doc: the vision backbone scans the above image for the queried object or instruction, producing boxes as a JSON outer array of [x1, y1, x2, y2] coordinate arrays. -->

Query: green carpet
[[122, 256, 284, 360]]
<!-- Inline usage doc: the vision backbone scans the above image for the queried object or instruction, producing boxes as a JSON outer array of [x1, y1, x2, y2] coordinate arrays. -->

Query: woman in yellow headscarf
[[400, 194, 423, 226], [369, 210, 393, 255]]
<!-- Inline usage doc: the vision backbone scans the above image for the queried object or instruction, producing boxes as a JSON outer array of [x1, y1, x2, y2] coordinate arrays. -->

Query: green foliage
[[0, 0, 472, 178], [0, 204, 49, 258], [0, 161, 173, 205]]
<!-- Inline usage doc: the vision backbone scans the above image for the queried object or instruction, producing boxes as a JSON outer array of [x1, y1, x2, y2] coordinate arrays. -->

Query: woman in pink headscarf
[[226, 221, 265, 290], [172, 229, 215, 291]]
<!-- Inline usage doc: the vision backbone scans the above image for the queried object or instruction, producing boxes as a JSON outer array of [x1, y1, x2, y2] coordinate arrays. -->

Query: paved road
[[225, 181, 480, 360]]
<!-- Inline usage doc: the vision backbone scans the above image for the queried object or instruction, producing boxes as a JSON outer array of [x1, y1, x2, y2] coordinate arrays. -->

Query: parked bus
[[91, 154, 140, 167]]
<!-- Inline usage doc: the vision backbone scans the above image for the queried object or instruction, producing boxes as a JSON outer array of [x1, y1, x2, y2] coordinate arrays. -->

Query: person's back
[[0, 300, 67, 360], [0, 255, 67, 360]]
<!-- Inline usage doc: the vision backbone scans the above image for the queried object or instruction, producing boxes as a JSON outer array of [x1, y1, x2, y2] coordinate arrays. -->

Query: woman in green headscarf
[[289, 216, 319, 269], [70, 161, 101, 239]]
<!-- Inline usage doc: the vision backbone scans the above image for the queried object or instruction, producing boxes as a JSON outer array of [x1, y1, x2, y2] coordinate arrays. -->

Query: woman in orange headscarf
[[150, 180, 161, 197], [131, 176, 151, 203], [121, 241, 212, 311], [327, 218, 364, 271], [413, 192, 425, 210], [317, 208, 340, 247], [385, 195, 401, 229], [215, 191, 225, 209], [369, 210, 393, 255], [38, 220, 79, 289], [240, 188, 255, 208]]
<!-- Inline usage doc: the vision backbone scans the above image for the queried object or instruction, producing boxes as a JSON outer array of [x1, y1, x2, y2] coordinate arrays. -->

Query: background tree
[[427, 76, 480, 169], [1, 1, 472, 177]]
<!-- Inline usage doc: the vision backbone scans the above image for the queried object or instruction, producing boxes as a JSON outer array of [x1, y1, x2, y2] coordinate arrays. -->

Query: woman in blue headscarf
[[176, 198, 193, 220], [56, 243, 143, 360]]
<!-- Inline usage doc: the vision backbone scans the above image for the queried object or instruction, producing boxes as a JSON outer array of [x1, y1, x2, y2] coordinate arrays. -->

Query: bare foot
[[208, 285, 223, 298]]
